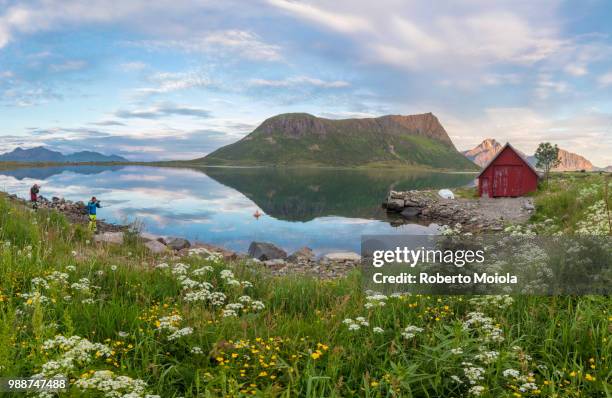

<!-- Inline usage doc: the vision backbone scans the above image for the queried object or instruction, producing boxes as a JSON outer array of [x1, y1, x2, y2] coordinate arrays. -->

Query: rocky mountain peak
[[553, 148, 594, 171], [253, 112, 454, 147], [462, 140, 596, 171], [255, 113, 326, 138], [462, 138, 503, 167], [480, 138, 501, 150]]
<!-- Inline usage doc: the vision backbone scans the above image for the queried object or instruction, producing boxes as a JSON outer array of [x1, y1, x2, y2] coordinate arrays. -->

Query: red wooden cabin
[[477, 143, 539, 197]]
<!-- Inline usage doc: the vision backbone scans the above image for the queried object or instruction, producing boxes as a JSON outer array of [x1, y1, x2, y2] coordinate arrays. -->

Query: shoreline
[[1, 191, 363, 279], [383, 189, 535, 232], [0, 160, 479, 173]]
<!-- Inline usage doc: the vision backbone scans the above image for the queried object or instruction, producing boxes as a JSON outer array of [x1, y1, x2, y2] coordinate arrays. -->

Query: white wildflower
[[401, 325, 424, 339]]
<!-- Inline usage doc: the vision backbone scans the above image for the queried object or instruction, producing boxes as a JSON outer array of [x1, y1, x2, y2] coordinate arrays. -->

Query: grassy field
[[0, 174, 610, 397]]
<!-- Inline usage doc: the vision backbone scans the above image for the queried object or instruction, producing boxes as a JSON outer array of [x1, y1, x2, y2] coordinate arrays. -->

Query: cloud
[[90, 120, 126, 126], [267, 1, 564, 71], [49, 60, 87, 72], [249, 76, 349, 88], [598, 71, 612, 87], [0, 24, 8, 47], [534, 74, 568, 100], [115, 103, 212, 119], [438, 73, 522, 90], [28, 127, 112, 140], [133, 30, 282, 61], [2, 84, 61, 107], [0, 124, 239, 161], [564, 64, 587, 76], [135, 70, 212, 94], [267, 0, 373, 34], [120, 61, 147, 71], [0, 1, 198, 48]]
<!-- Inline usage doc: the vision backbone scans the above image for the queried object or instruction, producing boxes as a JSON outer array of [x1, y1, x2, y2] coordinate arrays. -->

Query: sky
[[0, 0, 611, 166]]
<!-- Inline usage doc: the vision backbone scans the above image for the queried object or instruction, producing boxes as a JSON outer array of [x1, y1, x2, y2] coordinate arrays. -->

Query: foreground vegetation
[[0, 174, 610, 397]]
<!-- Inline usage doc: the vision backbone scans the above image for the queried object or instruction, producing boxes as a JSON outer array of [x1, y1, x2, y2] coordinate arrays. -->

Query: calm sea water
[[0, 165, 475, 254]]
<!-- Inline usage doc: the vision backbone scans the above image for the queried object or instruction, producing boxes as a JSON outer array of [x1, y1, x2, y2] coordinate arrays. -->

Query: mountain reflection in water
[[0, 165, 475, 254]]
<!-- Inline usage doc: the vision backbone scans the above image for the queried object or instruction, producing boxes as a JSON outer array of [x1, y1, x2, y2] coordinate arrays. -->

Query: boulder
[[404, 199, 421, 207], [144, 240, 167, 254], [248, 241, 287, 261], [385, 198, 405, 211], [165, 237, 191, 251], [93, 232, 124, 245], [400, 207, 421, 218], [323, 251, 361, 262], [287, 246, 315, 262], [139, 232, 163, 242]]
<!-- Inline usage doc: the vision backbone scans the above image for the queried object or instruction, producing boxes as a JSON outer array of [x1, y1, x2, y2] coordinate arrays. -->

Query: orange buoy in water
[[253, 210, 262, 219]]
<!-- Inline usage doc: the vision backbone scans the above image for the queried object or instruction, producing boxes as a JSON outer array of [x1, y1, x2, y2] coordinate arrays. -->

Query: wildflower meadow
[[0, 173, 610, 397]]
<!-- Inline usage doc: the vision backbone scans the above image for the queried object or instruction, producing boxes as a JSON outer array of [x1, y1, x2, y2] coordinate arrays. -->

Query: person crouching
[[30, 184, 40, 209]]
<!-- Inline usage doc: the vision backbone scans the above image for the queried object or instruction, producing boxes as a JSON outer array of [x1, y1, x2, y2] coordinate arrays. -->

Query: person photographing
[[87, 196, 101, 232], [30, 184, 40, 209]]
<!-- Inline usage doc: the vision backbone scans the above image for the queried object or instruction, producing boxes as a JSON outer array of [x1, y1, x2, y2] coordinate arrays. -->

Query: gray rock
[[165, 237, 191, 251], [287, 246, 315, 262], [140, 232, 163, 242], [144, 240, 167, 254], [523, 201, 535, 211], [263, 259, 286, 267], [385, 198, 405, 211], [323, 251, 361, 262], [248, 241, 287, 261], [404, 199, 421, 207], [93, 232, 124, 245], [400, 207, 421, 218]]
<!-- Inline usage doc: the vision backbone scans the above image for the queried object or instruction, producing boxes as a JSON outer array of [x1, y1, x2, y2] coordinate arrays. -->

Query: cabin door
[[493, 166, 522, 197], [481, 177, 490, 198]]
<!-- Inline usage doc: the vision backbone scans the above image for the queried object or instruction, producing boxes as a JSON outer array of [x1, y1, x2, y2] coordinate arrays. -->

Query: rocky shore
[[382, 189, 535, 232], [5, 193, 362, 278], [6, 193, 125, 233]]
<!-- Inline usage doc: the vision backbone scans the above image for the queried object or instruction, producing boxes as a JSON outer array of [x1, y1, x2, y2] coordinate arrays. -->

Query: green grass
[[452, 186, 479, 199], [530, 172, 611, 234], [0, 184, 610, 397]]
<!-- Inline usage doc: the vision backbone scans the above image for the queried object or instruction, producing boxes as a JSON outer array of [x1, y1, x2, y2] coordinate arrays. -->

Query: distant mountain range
[[199, 112, 478, 170], [0, 147, 127, 163], [462, 139, 603, 171]]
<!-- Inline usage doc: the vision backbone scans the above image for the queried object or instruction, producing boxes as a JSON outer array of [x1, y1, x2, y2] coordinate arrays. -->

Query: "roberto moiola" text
[[370, 247, 518, 285]]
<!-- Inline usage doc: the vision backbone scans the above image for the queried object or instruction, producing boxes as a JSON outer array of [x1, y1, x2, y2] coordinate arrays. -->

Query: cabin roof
[[476, 142, 540, 179]]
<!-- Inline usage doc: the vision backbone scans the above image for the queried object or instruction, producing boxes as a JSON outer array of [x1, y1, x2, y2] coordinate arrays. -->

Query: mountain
[[0, 147, 127, 163], [461, 138, 503, 167], [463, 139, 595, 171], [0, 165, 126, 180], [526, 149, 594, 171], [198, 113, 478, 170]]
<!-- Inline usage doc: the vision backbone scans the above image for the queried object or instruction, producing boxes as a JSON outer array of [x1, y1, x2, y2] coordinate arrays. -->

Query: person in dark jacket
[[87, 196, 101, 232], [30, 184, 40, 209]]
